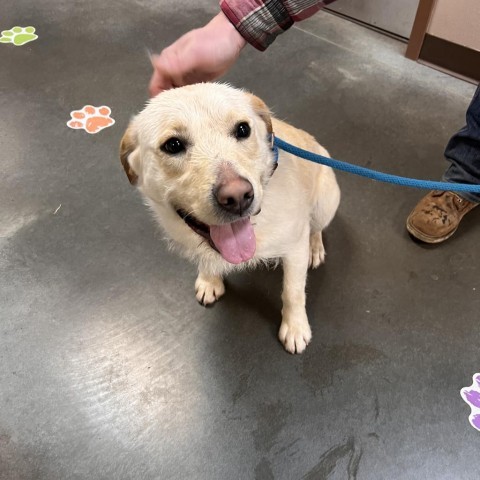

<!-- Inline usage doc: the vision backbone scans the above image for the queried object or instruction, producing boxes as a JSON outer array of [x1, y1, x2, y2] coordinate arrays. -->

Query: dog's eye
[[161, 137, 185, 155], [235, 122, 251, 140]]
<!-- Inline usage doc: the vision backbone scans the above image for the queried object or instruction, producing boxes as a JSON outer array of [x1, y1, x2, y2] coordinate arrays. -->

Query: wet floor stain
[[303, 436, 363, 480]]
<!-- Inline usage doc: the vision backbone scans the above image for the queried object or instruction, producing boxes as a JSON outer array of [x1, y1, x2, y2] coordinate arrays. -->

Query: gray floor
[[1, 1, 479, 479]]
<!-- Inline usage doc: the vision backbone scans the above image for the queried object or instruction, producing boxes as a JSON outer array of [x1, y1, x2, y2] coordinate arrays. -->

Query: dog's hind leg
[[309, 231, 325, 269], [195, 271, 225, 306], [309, 167, 340, 269]]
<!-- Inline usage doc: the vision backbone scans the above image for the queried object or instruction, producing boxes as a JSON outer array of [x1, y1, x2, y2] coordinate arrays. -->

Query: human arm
[[149, 0, 337, 96], [221, 0, 337, 51]]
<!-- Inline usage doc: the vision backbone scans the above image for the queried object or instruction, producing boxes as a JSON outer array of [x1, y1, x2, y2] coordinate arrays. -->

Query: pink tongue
[[210, 217, 256, 264]]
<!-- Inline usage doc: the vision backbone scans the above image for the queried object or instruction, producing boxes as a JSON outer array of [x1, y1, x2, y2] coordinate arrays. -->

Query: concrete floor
[[1, 1, 479, 479]]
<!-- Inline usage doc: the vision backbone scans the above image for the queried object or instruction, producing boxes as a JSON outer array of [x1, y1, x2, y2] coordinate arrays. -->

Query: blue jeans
[[443, 84, 480, 202]]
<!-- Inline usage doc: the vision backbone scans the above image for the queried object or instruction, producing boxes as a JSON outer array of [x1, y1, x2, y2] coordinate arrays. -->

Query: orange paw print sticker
[[67, 105, 115, 134]]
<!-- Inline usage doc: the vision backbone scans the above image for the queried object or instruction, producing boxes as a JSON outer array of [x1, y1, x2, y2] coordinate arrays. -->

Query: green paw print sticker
[[0, 26, 38, 46]]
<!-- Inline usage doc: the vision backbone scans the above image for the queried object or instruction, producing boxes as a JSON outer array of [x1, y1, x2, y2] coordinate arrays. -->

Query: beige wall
[[427, 0, 480, 51]]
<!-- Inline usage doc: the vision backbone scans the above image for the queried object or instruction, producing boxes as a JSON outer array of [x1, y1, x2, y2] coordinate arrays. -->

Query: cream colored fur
[[120, 83, 340, 354]]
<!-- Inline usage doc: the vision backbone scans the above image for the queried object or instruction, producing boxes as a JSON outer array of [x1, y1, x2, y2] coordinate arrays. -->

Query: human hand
[[149, 12, 247, 97]]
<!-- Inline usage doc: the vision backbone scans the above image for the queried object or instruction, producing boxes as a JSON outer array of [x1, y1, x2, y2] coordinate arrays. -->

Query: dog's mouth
[[176, 209, 256, 264], [176, 209, 213, 246]]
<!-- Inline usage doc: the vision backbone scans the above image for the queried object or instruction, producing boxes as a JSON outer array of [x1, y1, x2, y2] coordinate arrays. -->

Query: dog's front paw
[[195, 273, 225, 306], [278, 317, 312, 354], [309, 231, 325, 269]]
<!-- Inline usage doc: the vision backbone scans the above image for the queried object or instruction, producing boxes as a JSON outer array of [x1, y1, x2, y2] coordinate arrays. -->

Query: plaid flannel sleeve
[[220, 0, 337, 51]]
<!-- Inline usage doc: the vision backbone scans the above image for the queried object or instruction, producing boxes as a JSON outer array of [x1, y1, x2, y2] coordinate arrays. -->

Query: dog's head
[[120, 83, 277, 264]]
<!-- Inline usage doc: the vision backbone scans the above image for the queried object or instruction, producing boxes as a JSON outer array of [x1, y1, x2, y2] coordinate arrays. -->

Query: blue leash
[[274, 136, 480, 193]]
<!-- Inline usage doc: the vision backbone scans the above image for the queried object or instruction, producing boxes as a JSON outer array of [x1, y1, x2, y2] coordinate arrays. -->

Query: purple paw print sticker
[[460, 373, 480, 431]]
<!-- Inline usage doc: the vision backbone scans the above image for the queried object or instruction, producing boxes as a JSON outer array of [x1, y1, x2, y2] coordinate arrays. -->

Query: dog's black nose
[[215, 177, 254, 215]]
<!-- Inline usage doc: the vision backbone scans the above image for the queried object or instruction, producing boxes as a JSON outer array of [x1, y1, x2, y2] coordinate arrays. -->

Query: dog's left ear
[[247, 93, 273, 135], [119, 123, 141, 186]]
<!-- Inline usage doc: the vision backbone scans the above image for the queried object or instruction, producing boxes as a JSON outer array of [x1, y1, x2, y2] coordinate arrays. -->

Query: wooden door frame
[[405, 0, 437, 59]]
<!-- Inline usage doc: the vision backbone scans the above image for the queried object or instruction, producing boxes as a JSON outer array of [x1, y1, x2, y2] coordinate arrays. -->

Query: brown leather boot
[[406, 190, 478, 243]]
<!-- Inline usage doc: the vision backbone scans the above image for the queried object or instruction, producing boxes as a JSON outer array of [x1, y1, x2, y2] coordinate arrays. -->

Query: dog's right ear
[[120, 123, 141, 186]]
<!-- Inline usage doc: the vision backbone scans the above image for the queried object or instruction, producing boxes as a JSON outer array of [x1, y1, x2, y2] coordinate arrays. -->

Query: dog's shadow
[[215, 215, 353, 342], [220, 265, 283, 338]]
